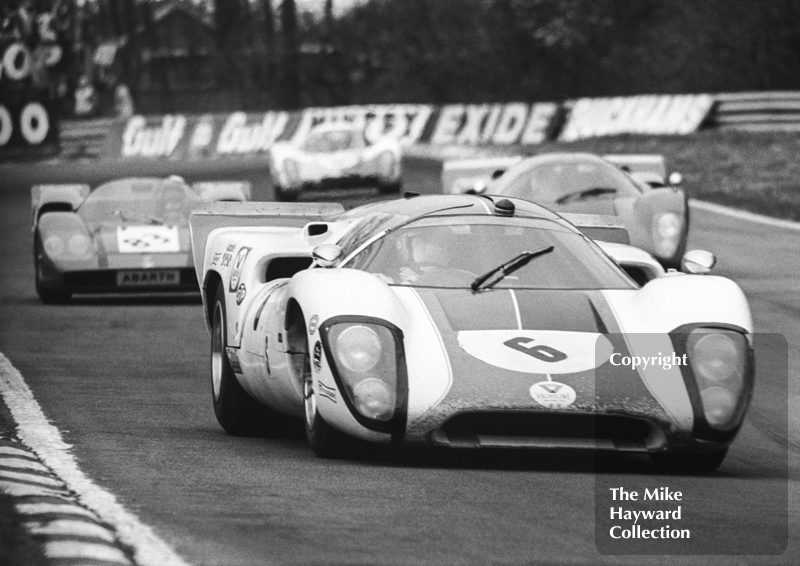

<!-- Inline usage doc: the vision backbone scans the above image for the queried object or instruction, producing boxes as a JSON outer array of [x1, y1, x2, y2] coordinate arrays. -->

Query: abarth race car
[[32, 176, 251, 303], [191, 194, 753, 470], [267, 122, 402, 201], [443, 153, 688, 268]]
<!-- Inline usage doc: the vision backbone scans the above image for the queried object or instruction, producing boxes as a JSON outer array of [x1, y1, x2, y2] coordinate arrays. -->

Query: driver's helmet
[[407, 226, 455, 268]]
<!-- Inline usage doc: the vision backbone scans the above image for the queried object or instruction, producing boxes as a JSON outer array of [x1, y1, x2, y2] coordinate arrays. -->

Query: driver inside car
[[395, 227, 474, 285]]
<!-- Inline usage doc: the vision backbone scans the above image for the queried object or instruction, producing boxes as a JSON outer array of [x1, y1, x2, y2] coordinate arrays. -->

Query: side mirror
[[681, 249, 716, 275], [668, 172, 683, 187], [312, 243, 343, 268]]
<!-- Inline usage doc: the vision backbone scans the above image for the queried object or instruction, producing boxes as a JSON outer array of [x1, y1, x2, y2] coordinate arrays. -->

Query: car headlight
[[284, 159, 301, 185], [652, 212, 682, 258], [335, 325, 382, 373], [43, 235, 65, 257], [68, 234, 92, 257], [688, 329, 748, 431], [327, 322, 400, 423]]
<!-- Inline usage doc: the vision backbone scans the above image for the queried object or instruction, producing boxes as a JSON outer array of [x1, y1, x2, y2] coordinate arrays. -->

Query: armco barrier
[[52, 91, 800, 161], [710, 91, 800, 132]]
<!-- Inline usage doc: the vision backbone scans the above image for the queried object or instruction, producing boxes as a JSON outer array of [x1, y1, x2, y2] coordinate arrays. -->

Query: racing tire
[[650, 448, 728, 472], [303, 365, 354, 459], [34, 238, 71, 304], [211, 285, 276, 436]]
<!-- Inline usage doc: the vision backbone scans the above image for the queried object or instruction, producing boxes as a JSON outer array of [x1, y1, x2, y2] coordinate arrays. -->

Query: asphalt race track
[[0, 157, 797, 565]]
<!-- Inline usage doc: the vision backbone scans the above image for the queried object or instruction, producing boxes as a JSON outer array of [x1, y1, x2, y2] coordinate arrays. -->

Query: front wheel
[[211, 285, 274, 436], [650, 448, 728, 472], [304, 368, 353, 458], [34, 238, 71, 304]]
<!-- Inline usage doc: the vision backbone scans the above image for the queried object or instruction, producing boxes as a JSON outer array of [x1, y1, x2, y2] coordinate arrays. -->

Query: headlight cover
[[322, 317, 407, 434], [688, 329, 747, 431], [672, 326, 753, 438], [652, 212, 682, 258]]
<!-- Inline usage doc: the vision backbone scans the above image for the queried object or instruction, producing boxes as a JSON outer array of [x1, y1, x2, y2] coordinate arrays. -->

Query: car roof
[[339, 194, 570, 223], [517, 152, 610, 166]]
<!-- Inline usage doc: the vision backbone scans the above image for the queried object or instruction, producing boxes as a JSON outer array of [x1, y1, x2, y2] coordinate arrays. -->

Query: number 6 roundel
[[457, 330, 614, 375]]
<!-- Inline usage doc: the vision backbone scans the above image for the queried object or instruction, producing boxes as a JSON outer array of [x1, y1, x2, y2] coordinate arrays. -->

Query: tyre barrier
[[0, 99, 58, 153]]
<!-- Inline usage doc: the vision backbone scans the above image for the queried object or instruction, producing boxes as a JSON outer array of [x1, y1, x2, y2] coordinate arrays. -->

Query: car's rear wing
[[189, 201, 345, 284], [192, 181, 253, 202], [441, 156, 524, 194], [560, 213, 630, 245], [31, 184, 91, 223]]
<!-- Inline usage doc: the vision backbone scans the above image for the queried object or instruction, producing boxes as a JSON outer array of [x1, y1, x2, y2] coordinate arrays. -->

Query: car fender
[[615, 188, 688, 260], [31, 184, 91, 225], [602, 274, 752, 335], [36, 211, 99, 270], [287, 269, 431, 442]]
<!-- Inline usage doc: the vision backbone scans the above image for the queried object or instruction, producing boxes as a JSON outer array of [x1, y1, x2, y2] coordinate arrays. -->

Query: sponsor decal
[[529, 377, 577, 409], [216, 111, 289, 154], [221, 252, 232, 266], [457, 330, 614, 375], [226, 243, 237, 252], [117, 225, 180, 253], [116, 270, 179, 287], [308, 315, 319, 336], [226, 348, 243, 374], [211, 252, 222, 266], [429, 103, 560, 146], [318, 381, 337, 403], [228, 247, 251, 291], [122, 115, 186, 157], [559, 94, 714, 141], [236, 283, 247, 305], [313, 341, 322, 372], [294, 104, 434, 146]]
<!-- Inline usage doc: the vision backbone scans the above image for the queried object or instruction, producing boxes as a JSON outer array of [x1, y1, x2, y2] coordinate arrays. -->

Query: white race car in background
[[267, 123, 402, 201], [191, 195, 753, 470]]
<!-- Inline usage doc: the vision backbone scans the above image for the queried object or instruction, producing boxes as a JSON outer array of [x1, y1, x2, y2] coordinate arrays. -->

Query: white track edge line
[[0, 353, 191, 566], [689, 199, 800, 231]]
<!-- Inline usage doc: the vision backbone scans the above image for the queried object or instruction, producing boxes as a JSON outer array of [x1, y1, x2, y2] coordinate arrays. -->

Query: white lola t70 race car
[[191, 195, 753, 469], [267, 122, 402, 201]]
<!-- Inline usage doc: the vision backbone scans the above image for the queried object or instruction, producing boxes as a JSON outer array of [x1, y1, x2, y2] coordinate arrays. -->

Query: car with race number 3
[[191, 194, 753, 471]]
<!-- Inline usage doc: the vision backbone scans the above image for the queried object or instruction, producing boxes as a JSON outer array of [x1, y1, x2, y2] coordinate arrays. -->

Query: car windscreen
[[302, 129, 357, 152], [493, 158, 642, 203], [77, 178, 204, 225], [343, 216, 634, 290]]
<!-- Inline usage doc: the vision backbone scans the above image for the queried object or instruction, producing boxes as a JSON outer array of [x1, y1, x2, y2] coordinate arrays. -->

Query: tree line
[[60, 0, 800, 113]]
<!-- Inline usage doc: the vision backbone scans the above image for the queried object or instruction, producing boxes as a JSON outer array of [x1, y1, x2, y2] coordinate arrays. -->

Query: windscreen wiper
[[470, 245, 554, 292], [555, 187, 617, 205]]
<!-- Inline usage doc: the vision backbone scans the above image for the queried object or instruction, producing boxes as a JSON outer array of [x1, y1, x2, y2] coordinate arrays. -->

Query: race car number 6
[[504, 337, 568, 362]]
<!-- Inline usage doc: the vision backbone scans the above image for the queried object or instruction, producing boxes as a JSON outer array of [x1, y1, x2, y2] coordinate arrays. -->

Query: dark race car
[[32, 176, 251, 303]]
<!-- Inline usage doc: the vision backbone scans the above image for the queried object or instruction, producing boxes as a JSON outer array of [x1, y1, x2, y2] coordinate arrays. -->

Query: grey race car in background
[[31, 176, 251, 303], [443, 152, 688, 268]]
